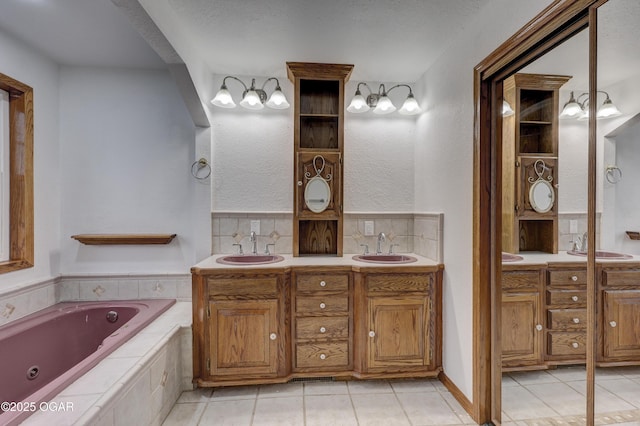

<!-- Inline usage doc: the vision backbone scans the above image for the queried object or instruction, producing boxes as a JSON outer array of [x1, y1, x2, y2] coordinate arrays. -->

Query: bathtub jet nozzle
[[106, 311, 118, 323]]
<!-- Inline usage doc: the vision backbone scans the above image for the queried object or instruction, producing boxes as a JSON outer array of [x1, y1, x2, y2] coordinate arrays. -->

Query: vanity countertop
[[502, 250, 640, 267], [192, 253, 441, 273]]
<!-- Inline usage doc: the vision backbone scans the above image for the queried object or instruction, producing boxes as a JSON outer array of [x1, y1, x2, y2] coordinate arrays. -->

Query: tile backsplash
[[211, 212, 444, 262]]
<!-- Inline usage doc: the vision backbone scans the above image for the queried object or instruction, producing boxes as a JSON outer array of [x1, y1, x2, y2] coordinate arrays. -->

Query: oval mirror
[[304, 176, 331, 213], [529, 179, 555, 213]]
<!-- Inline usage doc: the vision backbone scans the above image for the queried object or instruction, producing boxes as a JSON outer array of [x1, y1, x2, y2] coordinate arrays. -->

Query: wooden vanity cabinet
[[291, 268, 352, 373], [600, 266, 640, 363], [501, 266, 545, 371], [192, 270, 289, 387], [545, 265, 587, 363], [354, 267, 443, 378]]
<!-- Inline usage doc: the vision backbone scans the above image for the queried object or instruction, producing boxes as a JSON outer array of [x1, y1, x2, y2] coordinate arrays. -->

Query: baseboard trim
[[438, 370, 474, 420]]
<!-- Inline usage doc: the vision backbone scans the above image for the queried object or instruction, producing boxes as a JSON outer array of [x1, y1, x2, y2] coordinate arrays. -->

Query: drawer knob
[[369, 330, 376, 338], [270, 333, 277, 340], [572, 342, 579, 349], [572, 296, 579, 302], [320, 280, 326, 287], [573, 318, 580, 324], [610, 321, 617, 328], [319, 353, 326, 360], [571, 275, 578, 282], [535, 324, 543, 331], [319, 302, 326, 309], [320, 327, 326, 333]]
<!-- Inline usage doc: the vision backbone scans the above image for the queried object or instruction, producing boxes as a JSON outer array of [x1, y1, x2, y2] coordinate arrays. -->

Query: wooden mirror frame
[[472, 0, 601, 423], [0, 73, 34, 274]]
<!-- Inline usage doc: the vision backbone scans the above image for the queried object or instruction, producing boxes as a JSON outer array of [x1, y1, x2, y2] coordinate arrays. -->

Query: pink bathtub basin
[[0, 299, 175, 426]]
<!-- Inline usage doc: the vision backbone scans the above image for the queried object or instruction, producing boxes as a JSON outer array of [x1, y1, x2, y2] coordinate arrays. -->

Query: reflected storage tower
[[502, 73, 570, 254], [287, 62, 353, 256]]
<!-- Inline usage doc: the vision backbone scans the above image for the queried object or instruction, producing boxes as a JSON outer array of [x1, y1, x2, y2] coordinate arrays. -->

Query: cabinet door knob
[[319, 354, 326, 360], [270, 333, 277, 340], [369, 330, 376, 338], [572, 342, 579, 348], [573, 318, 580, 324], [319, 327, 326, 333], [297, 181, 303, 186], [535, 324, 543, 331], [320, 280, 326, 287], [571, 275, 578, 282], [571, 296, 579, 302], [319, 302, 326, 309], [610, 321, 617, 328]]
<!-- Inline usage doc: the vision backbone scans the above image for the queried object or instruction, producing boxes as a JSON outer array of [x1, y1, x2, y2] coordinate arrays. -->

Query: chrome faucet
[[249, 231, 258, 254], [376, 232, 386, 254], [580, 232, 588, 251]]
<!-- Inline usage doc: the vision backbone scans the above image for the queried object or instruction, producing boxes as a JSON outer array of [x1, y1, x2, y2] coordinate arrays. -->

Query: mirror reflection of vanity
[[502, 73, 570, 254]]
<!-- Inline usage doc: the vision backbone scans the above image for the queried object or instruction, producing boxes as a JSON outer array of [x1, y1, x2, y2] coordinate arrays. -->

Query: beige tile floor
[[163, 367, 640, 426], [162, 378, 476, 426]]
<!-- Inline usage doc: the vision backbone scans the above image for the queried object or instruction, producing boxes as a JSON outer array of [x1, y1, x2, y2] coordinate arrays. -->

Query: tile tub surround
[[22, 301, 192, 426], [211, 212, 444, 261]]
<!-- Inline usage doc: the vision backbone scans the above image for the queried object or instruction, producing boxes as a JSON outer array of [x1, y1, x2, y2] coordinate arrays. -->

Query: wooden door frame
[[472, 1, 599, 423]]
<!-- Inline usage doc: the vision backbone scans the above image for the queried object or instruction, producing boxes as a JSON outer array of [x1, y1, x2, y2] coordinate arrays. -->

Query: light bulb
[[265, 88, 290, 109], [502, 101, 514, 117], [240, 90, 264, 110], [373, 95, 396, 114], [211, 86, 236, 108], [347, 90, 370, 113], [398, 94, 422, 115], [596, 98, 622, 118]]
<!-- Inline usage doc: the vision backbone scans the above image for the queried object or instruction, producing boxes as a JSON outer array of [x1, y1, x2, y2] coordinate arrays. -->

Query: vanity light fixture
[[347, 82, 422, 115], [211, 76, 290, 110], [559, 90, 622, 119]]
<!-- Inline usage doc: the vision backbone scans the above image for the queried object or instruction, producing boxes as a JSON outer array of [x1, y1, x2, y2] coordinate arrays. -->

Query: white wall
[[0, 29, 61, 292], [210, 76, 417, 213], [413, 0, 551, 401], [59, 67, 197, 274]]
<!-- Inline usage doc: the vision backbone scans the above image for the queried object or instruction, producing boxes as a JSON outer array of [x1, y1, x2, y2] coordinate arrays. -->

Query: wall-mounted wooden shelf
[[71, 234, 177, 245], [626, 231, 640, 240]]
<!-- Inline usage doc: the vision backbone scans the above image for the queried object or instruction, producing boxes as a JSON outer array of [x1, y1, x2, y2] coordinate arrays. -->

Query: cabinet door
[[367, 296, 430, 369], [208, 299, 279, 377], [296, 152, 341, 218], [517, 156, 557, 217], [502, 292, 543, 367], [603, 290, 640, 360]]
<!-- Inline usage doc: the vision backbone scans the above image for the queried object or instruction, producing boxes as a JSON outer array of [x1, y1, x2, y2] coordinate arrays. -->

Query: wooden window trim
[[0, 73, 34, 274]]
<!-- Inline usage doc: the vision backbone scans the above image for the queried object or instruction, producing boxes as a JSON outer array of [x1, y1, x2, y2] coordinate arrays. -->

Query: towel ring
[[191, 158, 211, 180], [605, 165, 622, 184]]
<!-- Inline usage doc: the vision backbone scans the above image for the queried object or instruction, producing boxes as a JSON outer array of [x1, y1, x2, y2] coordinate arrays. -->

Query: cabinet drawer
[[295, 342, 349, 368], [208, 277, 278, 297], [502, 271, 540, 291], [547, 332, 586, 356], [602, 270, 640, 287], [295, 316, 349, 340], [296, 295, 349, 314], [548, 270, 587, 286], [546, 289, 586, 306], [296, 274, 349, 293], [547, 309, 586, 330], [366, 274, 430, 293]]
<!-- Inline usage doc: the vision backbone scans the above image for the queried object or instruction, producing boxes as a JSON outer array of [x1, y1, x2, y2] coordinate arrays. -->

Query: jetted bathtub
[[0, 299, 175, 425]]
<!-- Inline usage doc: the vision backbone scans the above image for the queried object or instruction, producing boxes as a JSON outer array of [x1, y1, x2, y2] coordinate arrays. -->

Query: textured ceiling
[[0, 0, 490, 82]]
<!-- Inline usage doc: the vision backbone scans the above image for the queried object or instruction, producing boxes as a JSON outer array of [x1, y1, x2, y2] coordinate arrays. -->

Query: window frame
[[0, 72, 34, 274]]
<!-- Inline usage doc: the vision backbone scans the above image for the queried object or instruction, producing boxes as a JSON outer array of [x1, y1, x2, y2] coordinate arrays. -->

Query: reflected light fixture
[[211, 76, 290, 110], [559, 90, 622, 120], [502, 100, 515, 117], [347, 83, 422, 115]]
